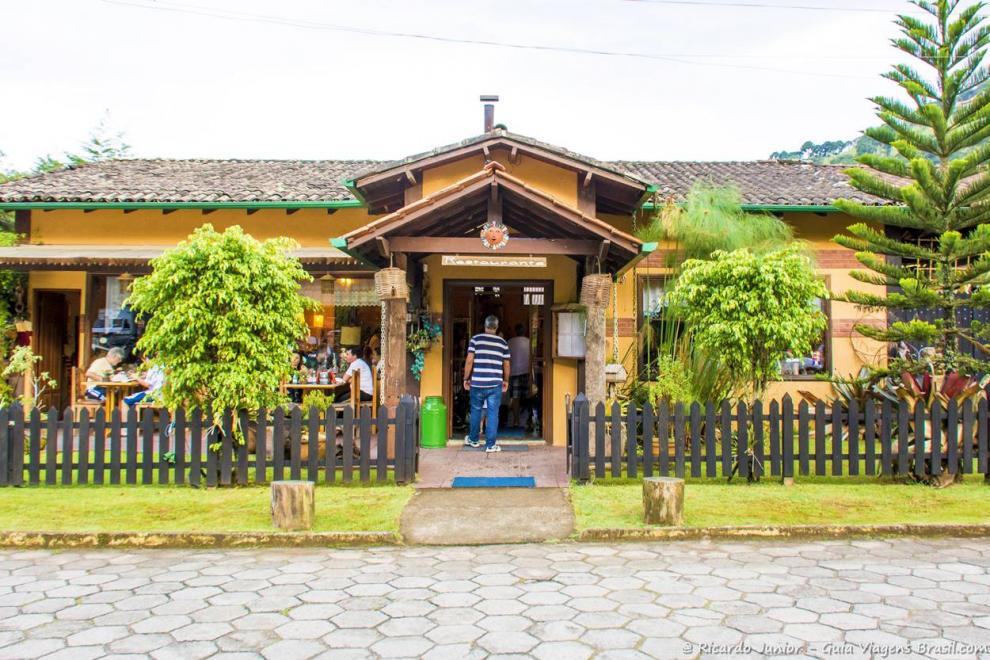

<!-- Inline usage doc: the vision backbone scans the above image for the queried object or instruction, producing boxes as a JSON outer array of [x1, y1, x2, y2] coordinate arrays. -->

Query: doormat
[[463, 444, 529, 452], [451, 476, 536, 488]]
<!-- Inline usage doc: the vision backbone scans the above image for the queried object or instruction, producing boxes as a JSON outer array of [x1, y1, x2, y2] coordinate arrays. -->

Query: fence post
[[401, 394, 417, 483], [573, 394, 589, 482], [783, 396, 795, 481], [394, 401, 407, 484], [0, 407, 8, 487]]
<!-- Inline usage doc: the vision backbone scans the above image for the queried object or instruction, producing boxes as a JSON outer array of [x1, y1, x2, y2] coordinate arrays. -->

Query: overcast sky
[[1, 0, 916, 169]]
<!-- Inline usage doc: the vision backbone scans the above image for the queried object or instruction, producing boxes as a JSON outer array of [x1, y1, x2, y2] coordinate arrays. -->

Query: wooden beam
[[388, 236, 601, 255], [578, 178, 596, 216], [583, 171, 594, 188], [482, 144, 491, 161], [488, 185, 502, 224], [509, 145, 520, 164], [404, 169, 416, 186], [377, 236, 391, 259], [598, 240, 611, 264]]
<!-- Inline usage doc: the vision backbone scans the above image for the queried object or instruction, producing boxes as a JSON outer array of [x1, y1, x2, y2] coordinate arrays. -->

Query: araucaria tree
[[127, 225, 316, 415], [669, 248, 827, 398], [834, 0, 990, 376]]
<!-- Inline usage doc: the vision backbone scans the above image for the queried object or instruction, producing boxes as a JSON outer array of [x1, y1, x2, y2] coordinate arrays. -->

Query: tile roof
[[0, 152, 883, 207], [610, 160, 883, 206], [349, 130, 650, 188], [0, 158, 381, 204], [0, 245, 355, 267]]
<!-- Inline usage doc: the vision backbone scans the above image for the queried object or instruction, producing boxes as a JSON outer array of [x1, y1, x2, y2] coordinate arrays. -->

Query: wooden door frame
[[33, 288, 81, 410], [442, 279, 554, 444]]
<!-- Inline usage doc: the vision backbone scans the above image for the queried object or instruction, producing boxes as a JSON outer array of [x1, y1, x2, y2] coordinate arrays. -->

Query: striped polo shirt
[[468, 333, 511, 388]]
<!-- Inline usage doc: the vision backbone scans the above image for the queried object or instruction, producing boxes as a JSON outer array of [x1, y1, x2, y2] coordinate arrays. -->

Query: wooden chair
[[70, 366, 101, 419], [349, 369, 378, 416]]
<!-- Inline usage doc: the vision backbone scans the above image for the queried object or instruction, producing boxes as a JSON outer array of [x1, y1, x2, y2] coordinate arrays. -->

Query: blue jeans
[[469, 386, 503, 449]]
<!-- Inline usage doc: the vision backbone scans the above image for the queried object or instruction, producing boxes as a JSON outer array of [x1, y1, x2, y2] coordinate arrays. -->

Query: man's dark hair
[[515, 324, 525, 336], [345, 346, 361, 359]]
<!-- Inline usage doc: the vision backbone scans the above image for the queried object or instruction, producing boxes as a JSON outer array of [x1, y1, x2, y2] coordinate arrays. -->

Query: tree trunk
[[271, 480, 315, 530], [643, 476, 684, 526]]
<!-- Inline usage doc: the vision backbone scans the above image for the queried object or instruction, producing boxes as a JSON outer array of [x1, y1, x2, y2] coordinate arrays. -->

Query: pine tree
[[834, 0, 990, 376]]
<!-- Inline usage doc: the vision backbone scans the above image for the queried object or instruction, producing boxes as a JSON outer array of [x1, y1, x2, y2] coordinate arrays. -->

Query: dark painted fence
[[0, 396, 419, 487], [567, 394, 990, 482]]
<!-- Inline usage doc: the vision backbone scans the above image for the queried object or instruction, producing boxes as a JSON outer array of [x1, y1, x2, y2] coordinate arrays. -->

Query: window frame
[[780, 276, 832, 381]]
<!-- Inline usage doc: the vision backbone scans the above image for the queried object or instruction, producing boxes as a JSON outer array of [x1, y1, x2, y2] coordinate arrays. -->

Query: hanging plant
[[407, 316, 441, 381]]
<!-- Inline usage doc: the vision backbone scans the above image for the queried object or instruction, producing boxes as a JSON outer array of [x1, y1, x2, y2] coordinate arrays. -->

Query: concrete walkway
[[400, 488, 576, 545], [3, 538, 990, 658], [415, 445, 568, 489]]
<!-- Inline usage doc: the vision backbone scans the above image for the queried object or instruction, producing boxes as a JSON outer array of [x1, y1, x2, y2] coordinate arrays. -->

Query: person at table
[[85, 347, 126, 402], [288, 351, 309, 404], [335, 347, 374, 403], [123, 358, 166, 407]]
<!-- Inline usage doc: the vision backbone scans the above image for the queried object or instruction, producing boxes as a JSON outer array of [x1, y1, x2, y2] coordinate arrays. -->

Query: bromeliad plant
[[407, 316, 441, 381]]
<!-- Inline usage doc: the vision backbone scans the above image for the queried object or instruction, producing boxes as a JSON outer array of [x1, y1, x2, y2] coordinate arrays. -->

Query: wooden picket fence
[[567, 394, 990, 482], [0, 397, 420, 487]]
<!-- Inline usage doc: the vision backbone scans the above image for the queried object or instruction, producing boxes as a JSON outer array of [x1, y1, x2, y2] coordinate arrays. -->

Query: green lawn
[[0, 485, 412, 533], [570, 480, 990, 530]]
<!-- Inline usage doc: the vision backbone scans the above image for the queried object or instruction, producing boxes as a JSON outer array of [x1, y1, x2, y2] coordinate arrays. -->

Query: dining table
[[90, 380, 142, 417]]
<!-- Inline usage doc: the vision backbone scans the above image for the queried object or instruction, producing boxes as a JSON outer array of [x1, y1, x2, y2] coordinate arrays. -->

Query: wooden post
[[376, 266, 408, 459], [580, 274, 610, 409], [271, 480, 315, 530], [643, 476, 684, 525]]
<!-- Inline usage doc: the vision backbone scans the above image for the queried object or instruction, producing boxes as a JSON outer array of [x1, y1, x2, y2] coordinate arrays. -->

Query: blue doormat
[[463, 444, 529, 452], [451, 476, 536, 488]]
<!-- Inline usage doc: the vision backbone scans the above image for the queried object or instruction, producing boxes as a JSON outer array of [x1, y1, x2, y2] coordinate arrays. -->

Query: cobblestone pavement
[[3, 538, 990, 659]]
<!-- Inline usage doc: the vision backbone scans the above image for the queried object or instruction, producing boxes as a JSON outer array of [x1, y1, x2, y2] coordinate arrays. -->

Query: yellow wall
[[30, 207, 377, 247], [606, 211, 888, 401], [418, 254, 578, 446], [421, 149, 578, 207], [28, 271, 87, 309]]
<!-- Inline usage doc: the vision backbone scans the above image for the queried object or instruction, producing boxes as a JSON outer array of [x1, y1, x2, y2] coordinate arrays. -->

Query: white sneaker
[[464, 436, 481, 448], [485, 444, 501, 453]]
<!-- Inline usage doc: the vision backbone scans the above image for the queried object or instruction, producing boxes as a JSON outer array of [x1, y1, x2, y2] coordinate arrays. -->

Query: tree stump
[[271, 480, 315, 531], [643, 477, 684, 526]]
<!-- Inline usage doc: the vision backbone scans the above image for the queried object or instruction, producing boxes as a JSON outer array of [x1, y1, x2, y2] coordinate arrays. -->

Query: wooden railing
[[567, 394, 990, 482], [0, 396, 419, 487]]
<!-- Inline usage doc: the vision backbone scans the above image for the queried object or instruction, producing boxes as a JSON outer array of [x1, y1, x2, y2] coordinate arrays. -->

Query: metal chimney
[[480, 95, 499, 132]]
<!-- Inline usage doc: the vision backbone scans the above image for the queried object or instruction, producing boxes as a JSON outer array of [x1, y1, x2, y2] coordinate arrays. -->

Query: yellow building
[[0, 128, 885, 445]]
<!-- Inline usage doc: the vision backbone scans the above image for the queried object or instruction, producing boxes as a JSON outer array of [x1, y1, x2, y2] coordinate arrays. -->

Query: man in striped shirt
[[463, 315, 512, 453]]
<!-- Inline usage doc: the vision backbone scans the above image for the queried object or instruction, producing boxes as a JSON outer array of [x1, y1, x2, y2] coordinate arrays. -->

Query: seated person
[[85, 347, 126, 401], [124, 359, 166, 407], [288, 351, 308, 404], [335, 347, 374, 404]]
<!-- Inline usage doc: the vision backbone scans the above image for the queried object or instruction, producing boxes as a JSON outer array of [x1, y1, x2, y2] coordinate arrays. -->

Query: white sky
[[1, 0, 915, 170]]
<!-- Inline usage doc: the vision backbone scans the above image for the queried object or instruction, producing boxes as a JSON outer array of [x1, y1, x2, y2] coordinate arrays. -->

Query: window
[[89, 275, 145, 362], [637, 277, 682, 380], [779, 296, 830, 380]]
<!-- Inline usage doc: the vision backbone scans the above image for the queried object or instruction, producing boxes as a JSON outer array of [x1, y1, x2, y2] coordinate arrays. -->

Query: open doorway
[[443, 280, 552, 444], [34, 290, 81, 410]]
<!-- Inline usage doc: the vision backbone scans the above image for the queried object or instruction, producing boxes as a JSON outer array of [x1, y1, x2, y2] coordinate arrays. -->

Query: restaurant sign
[[441, 255, 547, 268]]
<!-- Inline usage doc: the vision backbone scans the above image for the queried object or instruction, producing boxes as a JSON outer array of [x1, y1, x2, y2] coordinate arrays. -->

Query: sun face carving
[[480, 220, 509, 251]]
